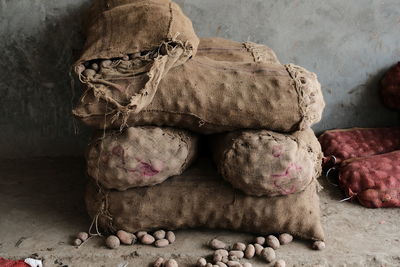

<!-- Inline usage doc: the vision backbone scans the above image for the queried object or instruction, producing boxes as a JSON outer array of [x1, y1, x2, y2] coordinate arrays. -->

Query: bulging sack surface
[[85, 163, 325, 241], [319, 127, 400, 165], [339, 150, 400, 208], [74, 41, 325, 134], [86, 126, 198, 191], [75, 0, 199, 115], [211, 128, 322, 197]]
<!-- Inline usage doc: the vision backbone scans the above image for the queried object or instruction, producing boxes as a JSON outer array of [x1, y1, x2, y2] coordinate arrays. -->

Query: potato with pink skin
[[319, 127, 400, 165], [339, 150, 400, 208], [86, 126, 198, 191], [212, 128, 322, 197]]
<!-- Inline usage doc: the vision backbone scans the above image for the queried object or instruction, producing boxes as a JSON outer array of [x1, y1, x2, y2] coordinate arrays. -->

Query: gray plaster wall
[[0, 0, 399, 158]]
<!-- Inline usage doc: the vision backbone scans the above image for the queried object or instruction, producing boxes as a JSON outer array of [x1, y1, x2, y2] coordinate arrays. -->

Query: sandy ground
[[0, 157, 399, 267]]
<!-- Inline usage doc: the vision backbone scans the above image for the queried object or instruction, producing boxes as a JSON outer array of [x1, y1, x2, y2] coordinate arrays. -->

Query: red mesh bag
[[319, 127, 400, 166], [380, 62, 400, 110], [339, 150, 400, 208], [0, 258, 28, 267]]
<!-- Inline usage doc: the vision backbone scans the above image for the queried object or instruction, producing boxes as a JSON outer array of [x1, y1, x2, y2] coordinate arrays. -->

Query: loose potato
[[232, 242, 246, 251], [244, 244, 255, 259], [153, 230, 166, 240], [117, 230, 136, 245], [209, 239, 227, 250], [166, 231, 176, 243], [261, 247, 276, 263], [278, 233, 293, 245], [266, 235, 280, 250], [165, 259, 179, 267], [228, 250, 244, 261], [136, 231, 147, 239], [274, 259, 286, 267], [155, 239, 169, 248], [77, 232, 88, 241], [312, 241, 325, 250], [254, 243, 263, 256], [215, 262, 228, 267], [141, 234, 155, 245], [105, 235, 120, 249], [255, 236, 265, 245], [153, 257, 164, 267], [196, 258, 207, 267], [73, 238, 82, 246]]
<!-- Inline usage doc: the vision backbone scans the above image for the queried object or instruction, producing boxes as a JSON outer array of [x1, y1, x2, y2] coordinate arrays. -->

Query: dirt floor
[[0, 157, 399, 267]]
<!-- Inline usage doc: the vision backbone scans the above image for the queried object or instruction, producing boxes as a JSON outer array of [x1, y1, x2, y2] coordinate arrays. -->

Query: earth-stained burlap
[[74, 0, 199, 115], [211, 128, 322, 197], [85, 166, 325, 241], [73, 42, 325, 134], [86, 126, 198, 191]]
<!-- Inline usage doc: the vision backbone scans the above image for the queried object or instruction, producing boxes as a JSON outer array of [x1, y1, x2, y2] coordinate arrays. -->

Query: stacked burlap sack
[[73, 0, 326, 242]]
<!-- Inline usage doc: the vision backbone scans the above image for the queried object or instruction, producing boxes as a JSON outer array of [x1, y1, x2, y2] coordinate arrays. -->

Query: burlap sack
[[211, 128, 322, 197], [197, 37, 280, 64], [73, 48, 325, 134], [75, 0, 199, 115], [85, 167, 324, 240], [86, 126, 198, 190], [319, 127, 400, 166], [339, 150, 400, 208]]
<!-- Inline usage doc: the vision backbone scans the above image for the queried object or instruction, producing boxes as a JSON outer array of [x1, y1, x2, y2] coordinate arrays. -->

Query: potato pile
[[72, 0, 327, 256]]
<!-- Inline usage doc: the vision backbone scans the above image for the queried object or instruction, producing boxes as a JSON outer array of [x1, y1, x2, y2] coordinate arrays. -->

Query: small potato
[[244, 244, 255, 259], [266, 235, 280, 250], [136, 231, 147, 239], [166, 231, 176, 243], [165, 259, 179, 267], [209, 239, 226, 250], [278, 234, 293, 245], [122, 55, 129, 61], [254, 243, 264, 256], [117, 230, 136, 245], [155, 239, 169, 248], [228, 250, 244, 261], [105, 235, 120, 249], [83, 69, 96, 78], [213, 253, 223, 263], [153, 257, 164, 267], [205, 263, 213, 267], [91, 63, 99, 71], [77, 232, 89, 241], [215, 262, 228, 267], [255, 236, 265, 245], [261, 247, 276, 263], [232, 242, 246, 251], [100, 59, 112, 68], [312, 241, 326, 250], [243, 263, 252, 267], [153, 230, 166, 240], [274, 259, 286, 267], [215, 249, 229, 259], [141, 234, 155, 245], [73, 238, 82, 246], [196, 258, 207, 267]]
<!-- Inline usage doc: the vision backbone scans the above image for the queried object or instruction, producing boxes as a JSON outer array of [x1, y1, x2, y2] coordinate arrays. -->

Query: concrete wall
[[0, 0, 399, 158]]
